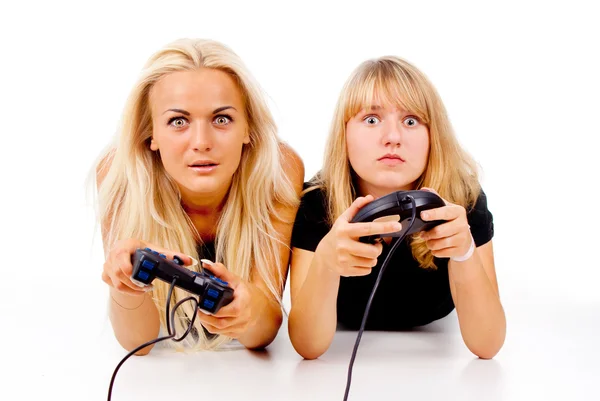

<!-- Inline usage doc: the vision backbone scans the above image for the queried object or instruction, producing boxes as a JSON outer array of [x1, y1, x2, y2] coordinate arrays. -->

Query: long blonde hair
[[93, 38, 299, 350], [312, 56, 481, 269]]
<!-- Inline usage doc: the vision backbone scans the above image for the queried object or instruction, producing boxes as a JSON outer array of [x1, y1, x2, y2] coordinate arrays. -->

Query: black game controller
[[350, 190, 446, 243], [131, 247, 234, 315]]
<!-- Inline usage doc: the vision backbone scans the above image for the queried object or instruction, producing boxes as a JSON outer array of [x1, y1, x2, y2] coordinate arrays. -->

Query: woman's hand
[[419, 188, 474, 260], [315, 195, 402, 277], [101, 238, 194, 296], [196, 260, 264, 339]]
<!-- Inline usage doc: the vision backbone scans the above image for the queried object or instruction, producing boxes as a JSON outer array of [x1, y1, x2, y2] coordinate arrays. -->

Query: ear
[[243, 130, 251, 145], [149, 137, 159, 151]]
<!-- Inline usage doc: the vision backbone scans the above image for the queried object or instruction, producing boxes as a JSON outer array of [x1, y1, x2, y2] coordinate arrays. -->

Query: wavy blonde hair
[[311, 56, 481, 269], [92, 38, 299, 350]]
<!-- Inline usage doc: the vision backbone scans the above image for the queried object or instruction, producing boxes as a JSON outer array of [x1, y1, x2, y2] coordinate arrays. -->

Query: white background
[[0, 1, 599, 400]]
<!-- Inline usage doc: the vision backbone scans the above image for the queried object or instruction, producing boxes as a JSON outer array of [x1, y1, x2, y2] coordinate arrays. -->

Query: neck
[[180, 184, 230, 215], [181, 195, 226, 216], [180, 188, 229, 241]]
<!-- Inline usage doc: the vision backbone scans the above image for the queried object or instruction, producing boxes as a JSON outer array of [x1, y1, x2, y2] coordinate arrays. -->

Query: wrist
[[451, 236, 475, 262], [110, 288, 148, 310], [314, 244, 341, 279]]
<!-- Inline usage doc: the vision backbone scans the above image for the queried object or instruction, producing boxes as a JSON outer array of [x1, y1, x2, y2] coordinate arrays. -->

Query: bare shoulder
[[95, 148, 117, 249], [95, 148, 116, 190], [278, 141, 305, 193]]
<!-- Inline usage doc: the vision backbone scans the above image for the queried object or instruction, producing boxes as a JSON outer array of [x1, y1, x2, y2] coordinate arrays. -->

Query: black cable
[[108, 278, 201, 401], [343, 195, 417, 401]]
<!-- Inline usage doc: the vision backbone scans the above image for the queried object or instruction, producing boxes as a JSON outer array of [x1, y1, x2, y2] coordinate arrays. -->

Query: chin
[[370, 175, 414, 192], [189, 180, 223, 193]]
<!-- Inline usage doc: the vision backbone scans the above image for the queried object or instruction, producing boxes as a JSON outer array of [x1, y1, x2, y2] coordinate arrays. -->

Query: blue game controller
[[131, 247, 234, 314], [350, 190, 446, 243]]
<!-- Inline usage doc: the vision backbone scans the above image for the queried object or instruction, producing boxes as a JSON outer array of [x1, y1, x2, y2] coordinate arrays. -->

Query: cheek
[[346, 125, 375, 168], [153, 133, 187, 169], [409, 128, 430, 164], [219, 129, 247, 166]]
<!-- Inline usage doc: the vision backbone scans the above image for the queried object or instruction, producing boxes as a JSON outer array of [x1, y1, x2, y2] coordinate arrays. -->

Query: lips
[[378, 154, 405, 162], [188, 159, 219, 174], [189, 160, 219, 167]]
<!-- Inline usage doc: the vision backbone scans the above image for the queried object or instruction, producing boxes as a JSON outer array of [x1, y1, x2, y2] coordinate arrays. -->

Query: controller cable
[[343, 195, 417, 401], [107, 277, 200, 401]]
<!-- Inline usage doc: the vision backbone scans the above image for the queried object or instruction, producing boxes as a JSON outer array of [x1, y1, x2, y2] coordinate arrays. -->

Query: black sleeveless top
[[290, 183, 495, 330], [189, 240, 217, 340], [197, 240, 216, 263]]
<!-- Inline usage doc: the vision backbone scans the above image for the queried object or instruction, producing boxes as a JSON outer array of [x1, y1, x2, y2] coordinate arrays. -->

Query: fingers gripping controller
[[350, 190, 447, 243], [131, 248, 234, 314]]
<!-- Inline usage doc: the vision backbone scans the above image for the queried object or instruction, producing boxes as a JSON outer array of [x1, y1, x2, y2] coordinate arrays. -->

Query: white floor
[[3, 199, 599, 401], [4, 273, 599, 401]]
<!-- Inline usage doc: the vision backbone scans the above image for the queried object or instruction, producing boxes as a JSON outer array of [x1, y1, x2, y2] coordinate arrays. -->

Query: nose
[[382, 119, 403, 147], [190, 121, 213, 151]]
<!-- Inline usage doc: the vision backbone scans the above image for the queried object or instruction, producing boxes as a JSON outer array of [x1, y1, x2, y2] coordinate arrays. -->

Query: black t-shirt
[[290, 184, 495, 330]]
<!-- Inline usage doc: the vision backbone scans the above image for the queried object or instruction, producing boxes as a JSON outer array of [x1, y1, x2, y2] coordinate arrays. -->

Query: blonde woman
[[288, 56, 506, 360], [95, 38, 304, 355]]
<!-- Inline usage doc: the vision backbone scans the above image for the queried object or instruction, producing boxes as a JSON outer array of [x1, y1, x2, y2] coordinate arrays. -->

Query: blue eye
[[404, 117, 419, 127], [363, 116, 380, 125]]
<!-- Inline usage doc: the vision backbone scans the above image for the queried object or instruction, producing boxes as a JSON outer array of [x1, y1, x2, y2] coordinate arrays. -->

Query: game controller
[[350, 190, 447, 243], [131, 247, 234, 315]]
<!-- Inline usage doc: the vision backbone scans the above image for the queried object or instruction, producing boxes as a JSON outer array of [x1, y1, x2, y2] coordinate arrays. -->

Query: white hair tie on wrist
[[451, 236, 475, 262]]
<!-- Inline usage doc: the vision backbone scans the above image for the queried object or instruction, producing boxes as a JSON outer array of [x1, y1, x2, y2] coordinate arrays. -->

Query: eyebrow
[[212, 106, 237, 114], [162, 106, 237, 115], [163, 108, 190, 116]]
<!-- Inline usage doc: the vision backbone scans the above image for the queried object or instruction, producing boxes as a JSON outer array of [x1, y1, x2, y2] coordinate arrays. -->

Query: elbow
[[118, 339, 156, 356], [294, 345, 326, 361], [240, 311, 283, 351], [288, 319, 328, 360], [242, 333, 278, 351], [467, 328, 506, 360], [131, 347, 153, 356], [289, 332, 326, 360], [471, 345, 501, 360]]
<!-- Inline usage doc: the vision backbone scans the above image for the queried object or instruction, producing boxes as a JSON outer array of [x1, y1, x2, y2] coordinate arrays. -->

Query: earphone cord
[[343, 195, 417, 401], [107, 278, 200, 401]]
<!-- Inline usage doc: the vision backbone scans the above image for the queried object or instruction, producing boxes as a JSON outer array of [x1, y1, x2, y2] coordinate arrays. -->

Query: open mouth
[[189, 160, 219, 173]]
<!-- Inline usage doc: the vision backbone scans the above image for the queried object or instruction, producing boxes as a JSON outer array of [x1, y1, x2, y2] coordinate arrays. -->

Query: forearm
[[288, 253, 341, 360], [109, 289, 160, 355], [236, 286, 284, 350], [449, 255, 506, 359]]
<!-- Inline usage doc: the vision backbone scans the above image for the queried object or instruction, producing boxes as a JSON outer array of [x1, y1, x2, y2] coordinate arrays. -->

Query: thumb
[[201, 260, 238, 287], [340, 195, 375, 222]]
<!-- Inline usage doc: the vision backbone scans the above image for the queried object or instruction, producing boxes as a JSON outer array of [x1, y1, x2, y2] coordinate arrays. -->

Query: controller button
[[144, 247, 152, 251], [203, 299, 215, 309], [137, 270, 150, 281], [141, 260, 156, 270], [215, 277, 228, 285], [207, 289, 220, 299]]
